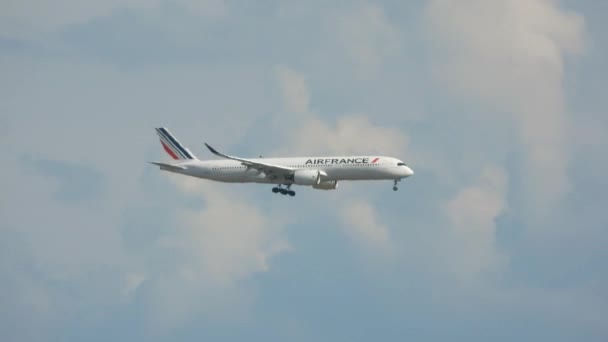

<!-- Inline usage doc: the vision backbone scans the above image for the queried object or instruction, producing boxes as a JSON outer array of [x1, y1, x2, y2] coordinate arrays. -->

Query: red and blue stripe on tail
[[155, 127, 197, 160]]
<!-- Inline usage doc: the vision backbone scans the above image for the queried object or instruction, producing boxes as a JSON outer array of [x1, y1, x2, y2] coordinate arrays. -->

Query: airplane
[[150, 127, 414, 196]]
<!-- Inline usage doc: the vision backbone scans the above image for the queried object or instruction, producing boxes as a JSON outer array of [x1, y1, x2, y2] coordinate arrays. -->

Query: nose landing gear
[[272, 184, 296, 197], [393, 179, 400, 191]]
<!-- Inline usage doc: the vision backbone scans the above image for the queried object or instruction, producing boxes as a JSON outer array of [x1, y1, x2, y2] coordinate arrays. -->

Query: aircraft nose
[[404, 166, 414, 177]]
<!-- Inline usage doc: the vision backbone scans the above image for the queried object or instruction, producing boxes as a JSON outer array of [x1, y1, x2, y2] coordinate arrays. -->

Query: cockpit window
[[397, 162, 407, 166]]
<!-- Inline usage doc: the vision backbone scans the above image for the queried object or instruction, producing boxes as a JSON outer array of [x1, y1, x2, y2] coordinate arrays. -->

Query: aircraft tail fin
[[155, 127, 198, 160]]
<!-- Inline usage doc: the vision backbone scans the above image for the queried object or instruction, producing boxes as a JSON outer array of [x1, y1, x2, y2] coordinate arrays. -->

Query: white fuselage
[[161, 156, 413, 185]]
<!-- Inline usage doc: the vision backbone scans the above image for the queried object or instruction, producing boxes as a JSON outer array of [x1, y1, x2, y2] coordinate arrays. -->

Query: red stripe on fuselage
[[372, 157, 380, 163], [161, 141, 179, 160]]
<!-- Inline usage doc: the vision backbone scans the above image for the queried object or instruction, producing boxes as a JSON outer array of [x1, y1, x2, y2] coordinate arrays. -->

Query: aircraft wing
[[205, 143, 294, 177]]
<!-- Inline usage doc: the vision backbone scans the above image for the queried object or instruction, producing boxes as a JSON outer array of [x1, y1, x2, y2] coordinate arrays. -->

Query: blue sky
[[1, 1, 607, 341]]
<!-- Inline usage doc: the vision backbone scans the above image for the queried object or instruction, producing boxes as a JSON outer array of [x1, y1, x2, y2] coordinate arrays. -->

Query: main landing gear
[[393, 179, 400, 191], [272, 184, 295, 197]]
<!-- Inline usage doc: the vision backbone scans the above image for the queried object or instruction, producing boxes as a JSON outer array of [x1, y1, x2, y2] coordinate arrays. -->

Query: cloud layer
[[1, 1, 606, 341], [427, 0, 585, 218]]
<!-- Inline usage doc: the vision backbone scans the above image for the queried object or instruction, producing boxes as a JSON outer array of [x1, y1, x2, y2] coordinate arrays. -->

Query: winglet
[[204, 143, 222, 156]]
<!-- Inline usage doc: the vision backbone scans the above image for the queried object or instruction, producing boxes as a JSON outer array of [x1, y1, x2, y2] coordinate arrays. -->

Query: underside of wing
[[204, 143, 294, 177]]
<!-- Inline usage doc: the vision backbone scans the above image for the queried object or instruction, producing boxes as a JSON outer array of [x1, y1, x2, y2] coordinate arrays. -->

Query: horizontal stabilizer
[[149, 161, 187, 172]]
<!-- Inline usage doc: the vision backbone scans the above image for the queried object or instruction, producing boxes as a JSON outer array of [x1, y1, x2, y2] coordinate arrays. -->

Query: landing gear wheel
[[272, 185, 295, 196], [393, 179, 400, 191]]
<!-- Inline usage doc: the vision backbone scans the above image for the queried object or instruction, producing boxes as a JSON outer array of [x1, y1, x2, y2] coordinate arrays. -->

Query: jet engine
[[293, 170, 321, 185], [313, 180, 338, 190]]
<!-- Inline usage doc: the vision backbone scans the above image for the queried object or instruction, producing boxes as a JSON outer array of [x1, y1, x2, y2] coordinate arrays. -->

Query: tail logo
[[161, 141, 179, 160], [155, 128, 196, 160]]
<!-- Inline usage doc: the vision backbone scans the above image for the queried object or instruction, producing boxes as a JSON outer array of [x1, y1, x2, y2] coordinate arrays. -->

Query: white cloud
[[0, 54, 286, 336], [168, 176, 290, 287], [339, 199, 392, 253], [276, 65, 310, 115], [1, 2, 604, 340], [289, 116, 408, 157], [132, 175, 289, 328], [426, 0, 585, 219], [122, 272, 147, 298], [273, 65, 406, 259], [273, 65, 409, 157], [334, 3, 401, 78], [442, 165, 508, 283]]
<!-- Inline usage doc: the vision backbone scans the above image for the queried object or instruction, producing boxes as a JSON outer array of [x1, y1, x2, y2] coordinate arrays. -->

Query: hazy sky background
[[1, 1, 606, 341]]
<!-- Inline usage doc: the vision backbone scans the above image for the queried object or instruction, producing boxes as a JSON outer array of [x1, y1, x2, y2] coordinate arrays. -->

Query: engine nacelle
[[293, 170, 321, 186], [313, 180, 338, 190]]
